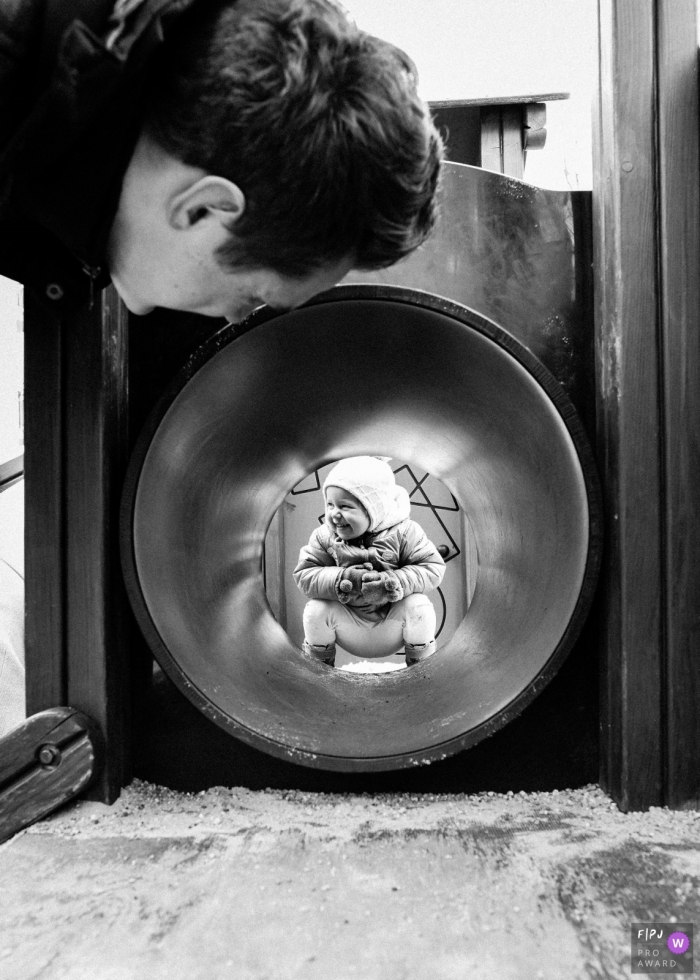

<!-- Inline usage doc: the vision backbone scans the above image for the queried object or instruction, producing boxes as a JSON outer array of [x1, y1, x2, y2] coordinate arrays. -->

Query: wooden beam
[[24, 294, 65, 711], [479, 106, 526, 180], [429, 93, 568, 109], [24, 286, 132, 802], [501, 105, 525, 179], [62, 286, 131, 802], [479, 106, 504, 174], [657, 0, 700, 808], [593, 0, 700, 809]]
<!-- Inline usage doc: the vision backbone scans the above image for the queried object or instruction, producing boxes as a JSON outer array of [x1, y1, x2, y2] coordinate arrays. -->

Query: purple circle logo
[[667, 931, 690, 955]]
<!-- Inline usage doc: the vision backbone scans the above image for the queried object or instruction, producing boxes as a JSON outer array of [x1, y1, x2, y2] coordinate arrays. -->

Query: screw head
[[38, 744, 62, 767]]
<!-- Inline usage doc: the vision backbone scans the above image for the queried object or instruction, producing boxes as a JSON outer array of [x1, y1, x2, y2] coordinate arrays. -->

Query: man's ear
[[168, 176, 245, 230]]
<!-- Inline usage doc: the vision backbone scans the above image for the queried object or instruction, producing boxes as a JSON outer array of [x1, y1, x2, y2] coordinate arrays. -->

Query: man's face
[[109, 241, 351, 322], [107, 135, 353, 321]]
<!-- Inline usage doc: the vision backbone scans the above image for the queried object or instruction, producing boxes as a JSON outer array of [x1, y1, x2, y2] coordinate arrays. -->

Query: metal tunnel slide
[[120, 285, 602, 771]]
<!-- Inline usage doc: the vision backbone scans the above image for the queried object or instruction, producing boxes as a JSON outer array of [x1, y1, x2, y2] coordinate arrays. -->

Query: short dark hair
[[145, 0, 444, 277]]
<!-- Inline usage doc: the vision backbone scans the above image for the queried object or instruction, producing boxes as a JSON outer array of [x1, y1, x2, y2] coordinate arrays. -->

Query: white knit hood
[[323, 456, 411, 532]]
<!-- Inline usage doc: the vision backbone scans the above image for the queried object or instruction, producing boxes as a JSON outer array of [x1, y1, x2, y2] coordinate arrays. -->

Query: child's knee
[[403, 593, 435, 626], [303, 599, 334, 631], [402, 594, 437, 664]]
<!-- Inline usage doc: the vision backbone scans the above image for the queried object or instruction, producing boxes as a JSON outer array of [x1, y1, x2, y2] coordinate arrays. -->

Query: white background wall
[[0, 278, 23, 462], [344, 0, 598, 190], [0, 276, 24, 576]]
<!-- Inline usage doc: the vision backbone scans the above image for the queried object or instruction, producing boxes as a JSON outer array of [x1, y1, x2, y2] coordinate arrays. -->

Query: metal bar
[[0, 454, 24, 493]]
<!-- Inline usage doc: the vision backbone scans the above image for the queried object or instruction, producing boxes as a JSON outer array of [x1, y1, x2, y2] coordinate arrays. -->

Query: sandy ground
[[1, 781, 699, 980]]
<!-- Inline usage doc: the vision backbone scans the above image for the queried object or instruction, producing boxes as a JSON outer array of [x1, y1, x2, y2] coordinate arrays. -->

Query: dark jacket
[[0, 0, 196, 313]]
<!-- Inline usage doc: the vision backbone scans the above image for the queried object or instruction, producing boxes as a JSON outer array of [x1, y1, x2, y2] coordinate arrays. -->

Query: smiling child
[[293, 456, 446, 667]]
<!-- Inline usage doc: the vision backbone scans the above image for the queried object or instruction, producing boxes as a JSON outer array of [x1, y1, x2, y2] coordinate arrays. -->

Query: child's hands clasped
[[337, 566, 404, 605], [360, 571, 404, 604], [337, 563, 379, 603]]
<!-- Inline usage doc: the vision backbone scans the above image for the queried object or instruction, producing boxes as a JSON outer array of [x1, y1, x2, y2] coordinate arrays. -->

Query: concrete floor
[[1, 782, 699, 980]]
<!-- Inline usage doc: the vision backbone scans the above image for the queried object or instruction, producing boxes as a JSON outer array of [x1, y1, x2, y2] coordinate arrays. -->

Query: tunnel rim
[[120, 283, 603, 772]]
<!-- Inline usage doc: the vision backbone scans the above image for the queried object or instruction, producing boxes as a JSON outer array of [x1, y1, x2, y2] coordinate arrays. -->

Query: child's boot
[[404, 639, 436, 666], [302, 640, 336, 667]]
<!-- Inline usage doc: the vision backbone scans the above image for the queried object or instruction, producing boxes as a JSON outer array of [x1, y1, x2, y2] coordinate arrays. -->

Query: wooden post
[[24, 294, 65, 710], [657, 4, 700, 810], [24, 286, 132, 802], [480, 105, 525, 179], [593, 0, 700, 809], [479, 103, 549, 180]]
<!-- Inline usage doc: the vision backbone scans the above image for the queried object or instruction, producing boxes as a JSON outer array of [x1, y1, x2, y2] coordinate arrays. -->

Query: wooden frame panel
[[657, 2, 700, 808], [24, 286, 132, 801], [593, 0, 700, 809], [63, 287, 131, 802], [24, 293, 65, 710]]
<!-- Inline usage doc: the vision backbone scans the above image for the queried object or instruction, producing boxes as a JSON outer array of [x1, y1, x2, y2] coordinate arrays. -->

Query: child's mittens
[[361, 571, 404, 604], [336, 563, 378, 603], [382, 572, 404, 603], [359, 578, 387, 604]]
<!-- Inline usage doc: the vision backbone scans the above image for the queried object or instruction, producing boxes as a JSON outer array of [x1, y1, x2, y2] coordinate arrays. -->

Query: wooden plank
[[0, 707, 102, 843], [479, 106, 503, 173], [593, 0, 664, 809], [501, 105, 525, 180], [656, 0, 700, 808], [479, 106, 525, 179], [23, 293, 65, 712], [429, 93, 569, 109], [62, 285, 131, 802]]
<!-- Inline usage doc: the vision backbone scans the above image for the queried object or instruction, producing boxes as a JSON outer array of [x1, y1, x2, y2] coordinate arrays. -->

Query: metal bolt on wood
[[37, 744, 62, 767]]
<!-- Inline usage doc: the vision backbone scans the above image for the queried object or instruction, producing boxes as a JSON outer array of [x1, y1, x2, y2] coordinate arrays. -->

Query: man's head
[[108, 0, 444, 319]]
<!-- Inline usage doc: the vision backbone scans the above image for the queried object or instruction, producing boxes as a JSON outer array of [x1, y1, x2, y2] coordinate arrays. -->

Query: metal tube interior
[[126, 291, 597, 770]]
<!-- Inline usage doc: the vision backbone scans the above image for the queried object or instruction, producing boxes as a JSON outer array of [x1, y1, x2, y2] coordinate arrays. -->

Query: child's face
[[325, 486, 371, 539]]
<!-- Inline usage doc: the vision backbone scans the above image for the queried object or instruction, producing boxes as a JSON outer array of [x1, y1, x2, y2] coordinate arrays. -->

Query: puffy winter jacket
[[0, 0, 197, 312], [293, 519, 446, 602]]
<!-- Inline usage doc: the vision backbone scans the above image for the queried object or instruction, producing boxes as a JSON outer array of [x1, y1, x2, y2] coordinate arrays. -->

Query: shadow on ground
[[135, 615, 598, 794]]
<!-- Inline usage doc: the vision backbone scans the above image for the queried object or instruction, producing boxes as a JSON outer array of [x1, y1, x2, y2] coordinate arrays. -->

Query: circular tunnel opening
[[263, 460, 477, 673], [121, 285, 602, 771]]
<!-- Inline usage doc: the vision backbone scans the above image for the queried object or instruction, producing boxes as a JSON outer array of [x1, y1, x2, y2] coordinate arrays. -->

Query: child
[[293, 457, 446, 667]]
